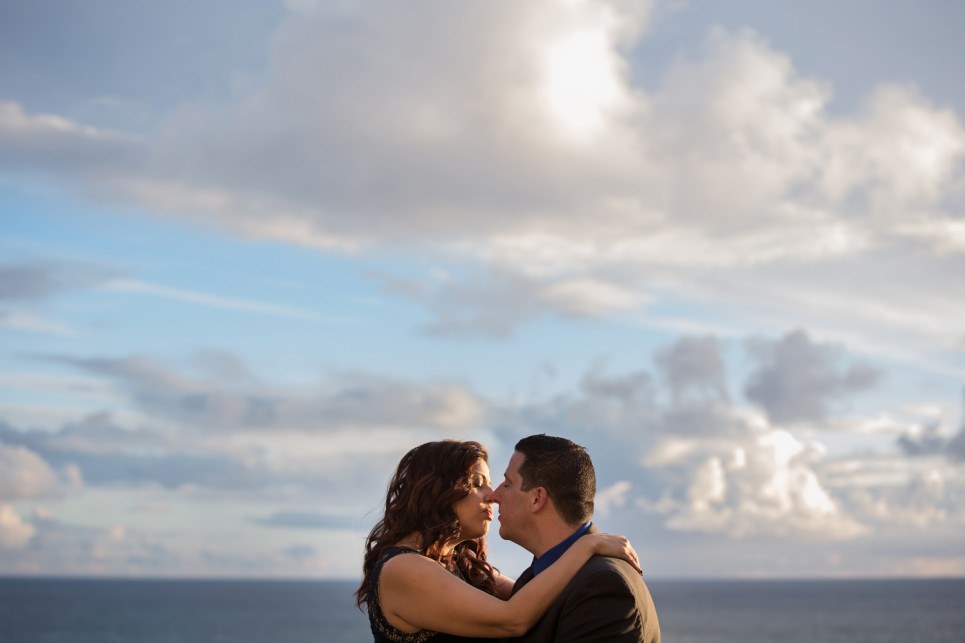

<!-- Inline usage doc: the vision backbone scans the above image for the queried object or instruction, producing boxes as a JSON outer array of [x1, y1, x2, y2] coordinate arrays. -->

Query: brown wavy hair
[[355, 440, 497, 609]]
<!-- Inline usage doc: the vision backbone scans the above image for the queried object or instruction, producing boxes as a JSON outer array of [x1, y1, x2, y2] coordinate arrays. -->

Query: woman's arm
[[493, 568, 516, 599], [379, 533, 639, 638]]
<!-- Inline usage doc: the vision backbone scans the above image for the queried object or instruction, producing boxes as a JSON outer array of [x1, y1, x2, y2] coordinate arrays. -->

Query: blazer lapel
[[510, 566, 535, 596]]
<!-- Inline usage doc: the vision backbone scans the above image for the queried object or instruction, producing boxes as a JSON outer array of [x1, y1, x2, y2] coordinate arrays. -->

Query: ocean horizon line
[[3, 573, 963, 583]]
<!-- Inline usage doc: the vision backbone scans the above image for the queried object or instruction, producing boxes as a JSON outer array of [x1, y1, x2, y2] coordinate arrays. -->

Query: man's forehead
[[504, 451, 525, 478]]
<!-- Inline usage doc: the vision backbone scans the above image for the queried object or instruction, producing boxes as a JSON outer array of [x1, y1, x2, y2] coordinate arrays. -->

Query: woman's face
[[452, 458, 494, 541]]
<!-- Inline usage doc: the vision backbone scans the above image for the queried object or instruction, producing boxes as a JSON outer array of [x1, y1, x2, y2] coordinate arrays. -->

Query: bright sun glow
[[541, 28, 623, 142]]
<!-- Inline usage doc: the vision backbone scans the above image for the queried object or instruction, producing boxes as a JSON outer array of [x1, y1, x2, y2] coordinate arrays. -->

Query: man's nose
[[486, 487, 500, 504]]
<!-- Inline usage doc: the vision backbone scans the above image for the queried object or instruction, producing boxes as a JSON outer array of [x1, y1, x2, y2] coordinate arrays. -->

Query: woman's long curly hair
[[355, 440, 497, 609]]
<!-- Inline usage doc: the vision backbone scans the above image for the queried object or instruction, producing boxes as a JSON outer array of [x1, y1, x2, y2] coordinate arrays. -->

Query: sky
[[1, 0, 963, 580]]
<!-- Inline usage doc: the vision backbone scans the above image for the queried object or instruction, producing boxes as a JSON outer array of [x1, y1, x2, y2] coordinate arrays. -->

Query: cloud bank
[[1, 1, 962, 353]]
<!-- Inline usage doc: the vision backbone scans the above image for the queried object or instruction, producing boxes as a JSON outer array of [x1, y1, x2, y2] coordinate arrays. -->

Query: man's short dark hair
[[515, 434, 595, 525]]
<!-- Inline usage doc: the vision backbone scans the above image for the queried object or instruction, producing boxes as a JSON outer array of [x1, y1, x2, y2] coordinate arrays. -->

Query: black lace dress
[[367, 546, 497, 643]]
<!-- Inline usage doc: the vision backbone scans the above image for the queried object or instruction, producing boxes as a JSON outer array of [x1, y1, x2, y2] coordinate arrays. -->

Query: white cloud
[[0, 100, 137, 177], [823, 454, 965, 529], [687, 456, 726, 510], [106, 279, 334, 322], [0, 100, 124, 142], [499, 335, 900, 542], [0, 504, 36, 549], [596, 480, 632, 516], [818, 84, 965, 207], [653, 428, 866, 540], [896, 219, 965, 254], [539, 277, 641, 316], [647, 28, 829, 221], [0, 442, 61, 500], [0, 311, 78, 336]]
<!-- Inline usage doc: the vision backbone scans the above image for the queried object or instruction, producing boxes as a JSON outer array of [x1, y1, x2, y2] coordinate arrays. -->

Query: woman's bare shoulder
[[380, 550, 452, 586]]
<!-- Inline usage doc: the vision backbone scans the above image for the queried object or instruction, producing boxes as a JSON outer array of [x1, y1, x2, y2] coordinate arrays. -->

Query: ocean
[[1, 577, 963, 642]]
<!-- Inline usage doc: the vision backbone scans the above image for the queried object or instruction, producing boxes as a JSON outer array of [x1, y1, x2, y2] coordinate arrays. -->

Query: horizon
[[3, 572, 965, 583]]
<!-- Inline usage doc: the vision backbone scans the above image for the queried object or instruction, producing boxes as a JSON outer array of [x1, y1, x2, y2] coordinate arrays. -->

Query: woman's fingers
[[626, 546, 643, 575], [610, 534, 643, 574]]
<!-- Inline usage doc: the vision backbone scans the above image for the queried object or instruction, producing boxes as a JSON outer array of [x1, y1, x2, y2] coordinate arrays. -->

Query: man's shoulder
[[577, 554, 645, 582], [541, 556, 660, 642], [574, 526, 654, 592], [569, 555, 657, 605]]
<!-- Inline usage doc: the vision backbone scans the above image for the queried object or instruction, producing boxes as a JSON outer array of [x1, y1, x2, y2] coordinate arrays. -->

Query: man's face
[[489, 450, 533, 548]]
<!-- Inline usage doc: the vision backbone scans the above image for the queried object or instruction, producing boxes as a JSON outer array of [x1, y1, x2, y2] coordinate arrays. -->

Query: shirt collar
[[532, 522, 592, 576]]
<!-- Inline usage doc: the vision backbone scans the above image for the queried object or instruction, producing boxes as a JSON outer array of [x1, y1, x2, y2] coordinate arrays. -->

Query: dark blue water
[[0, 579, 365, 643], [1, 577, 963, 642], [654, 578, 965, 643]]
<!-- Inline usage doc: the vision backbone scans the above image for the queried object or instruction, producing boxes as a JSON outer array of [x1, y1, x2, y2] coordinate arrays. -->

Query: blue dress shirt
[[532, 521, 592, 576]]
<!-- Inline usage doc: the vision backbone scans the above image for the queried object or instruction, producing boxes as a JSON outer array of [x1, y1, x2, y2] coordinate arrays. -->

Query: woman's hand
[[585, 533, 643, 574]]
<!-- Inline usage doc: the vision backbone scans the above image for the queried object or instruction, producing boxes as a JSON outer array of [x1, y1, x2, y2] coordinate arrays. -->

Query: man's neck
[[530, 520, 586, 559]]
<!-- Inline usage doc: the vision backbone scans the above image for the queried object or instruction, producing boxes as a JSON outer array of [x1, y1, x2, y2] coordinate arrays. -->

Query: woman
[[355, 440, 641, 641]]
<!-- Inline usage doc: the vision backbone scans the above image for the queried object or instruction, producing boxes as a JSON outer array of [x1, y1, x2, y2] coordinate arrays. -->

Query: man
[[489, 434, 660, 642]]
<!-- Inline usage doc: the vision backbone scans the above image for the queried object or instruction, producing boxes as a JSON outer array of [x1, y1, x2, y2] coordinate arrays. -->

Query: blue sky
[[1, 0, 963, 580]]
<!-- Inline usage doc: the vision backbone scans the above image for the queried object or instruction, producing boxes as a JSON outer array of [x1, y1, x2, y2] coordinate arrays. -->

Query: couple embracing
[[356, 434, 661, 642]]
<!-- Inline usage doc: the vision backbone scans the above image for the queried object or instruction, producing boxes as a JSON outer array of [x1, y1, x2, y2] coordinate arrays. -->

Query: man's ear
[[530, 487, 549, 513]]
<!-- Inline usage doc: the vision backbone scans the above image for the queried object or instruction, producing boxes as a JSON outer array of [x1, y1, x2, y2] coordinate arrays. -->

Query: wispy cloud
[[0, 311, 78, 336], [105, 278, 339, 322]]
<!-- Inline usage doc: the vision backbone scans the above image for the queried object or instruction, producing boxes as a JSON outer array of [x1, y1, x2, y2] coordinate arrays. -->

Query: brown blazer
[[508, 527, 661, 643]]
